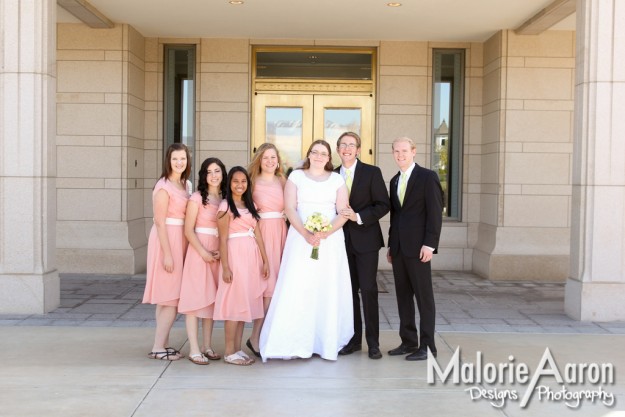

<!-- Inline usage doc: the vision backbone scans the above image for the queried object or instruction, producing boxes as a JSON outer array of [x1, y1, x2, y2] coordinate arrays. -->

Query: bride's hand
[[304, 231, 320, 246], [315, 231, 330, 240]]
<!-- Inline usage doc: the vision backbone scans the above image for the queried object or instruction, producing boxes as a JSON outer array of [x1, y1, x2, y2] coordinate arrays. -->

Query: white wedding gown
[[260, 170, 353, 361]]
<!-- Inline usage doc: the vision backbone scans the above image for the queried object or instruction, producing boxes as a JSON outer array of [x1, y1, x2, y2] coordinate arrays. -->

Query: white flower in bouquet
[[304, 212, 332, 260]]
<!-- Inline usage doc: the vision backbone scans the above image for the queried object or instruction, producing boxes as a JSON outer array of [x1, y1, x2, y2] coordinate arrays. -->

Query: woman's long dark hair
[[158, 143, 192, 184], [197, 157, 227, 206], [222, 166, 260, 220]]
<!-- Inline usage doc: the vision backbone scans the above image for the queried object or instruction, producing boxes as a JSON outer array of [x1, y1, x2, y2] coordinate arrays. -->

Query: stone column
[[565, 0, 625, 321], [0, 0, 59, 313]]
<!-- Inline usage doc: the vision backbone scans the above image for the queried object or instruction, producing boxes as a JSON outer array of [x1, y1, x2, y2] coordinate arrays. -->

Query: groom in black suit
[[334, 132, 390, 359], [387, 137, 443, 361]]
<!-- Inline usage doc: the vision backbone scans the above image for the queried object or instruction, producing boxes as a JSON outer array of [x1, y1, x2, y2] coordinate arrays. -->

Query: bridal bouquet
[[304, 212, 332, 260]]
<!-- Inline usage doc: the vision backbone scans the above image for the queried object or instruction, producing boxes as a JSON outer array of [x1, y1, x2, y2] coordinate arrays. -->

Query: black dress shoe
[[387, 344, 419, 356], [338, 342, 362, 355], [368, 347, 382, 359], [246, 338, 261, 358], [405, 348, 437, 361]]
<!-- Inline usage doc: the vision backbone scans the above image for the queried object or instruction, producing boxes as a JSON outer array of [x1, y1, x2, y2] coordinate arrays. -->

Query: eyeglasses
[[310, 150, 330, 158], [338, 143, 358, 149]]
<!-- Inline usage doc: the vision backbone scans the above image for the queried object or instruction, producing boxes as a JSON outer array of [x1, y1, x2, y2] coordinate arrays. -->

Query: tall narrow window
[[164, 45, 196, 175], [432, 50, 464, 219]]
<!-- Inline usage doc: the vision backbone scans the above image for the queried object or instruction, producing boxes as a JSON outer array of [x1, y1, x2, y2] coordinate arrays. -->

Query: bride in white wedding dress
[[260, 140, 354, 361]]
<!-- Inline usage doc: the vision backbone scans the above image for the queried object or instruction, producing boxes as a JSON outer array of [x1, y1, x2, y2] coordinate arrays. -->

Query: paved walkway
[[2, 271, 624, 334], [2, 271, 625, 417]]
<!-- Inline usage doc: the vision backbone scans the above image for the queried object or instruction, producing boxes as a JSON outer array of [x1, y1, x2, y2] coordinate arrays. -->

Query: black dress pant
[[346, 246, 380, 349], [391, 251, 436, 352]]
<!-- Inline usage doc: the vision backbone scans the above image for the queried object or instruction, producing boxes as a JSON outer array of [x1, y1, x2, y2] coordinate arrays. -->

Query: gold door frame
[[251, 46, 377, 164]]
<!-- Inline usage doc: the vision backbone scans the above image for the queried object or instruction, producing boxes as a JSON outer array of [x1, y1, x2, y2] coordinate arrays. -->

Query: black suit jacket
[[335, 161, 390, 253], [388, 164, 443, 258]]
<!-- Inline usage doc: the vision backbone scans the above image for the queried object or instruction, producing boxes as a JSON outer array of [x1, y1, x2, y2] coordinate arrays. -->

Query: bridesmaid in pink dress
[[246, 143, 287, 357], [143, 143, 191, 361], [214, 166, 269, 366], [179, 157, 227, 365]]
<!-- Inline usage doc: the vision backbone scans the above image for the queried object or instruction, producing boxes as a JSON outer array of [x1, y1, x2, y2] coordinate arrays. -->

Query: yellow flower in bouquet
[[304, 212, 332, 260]]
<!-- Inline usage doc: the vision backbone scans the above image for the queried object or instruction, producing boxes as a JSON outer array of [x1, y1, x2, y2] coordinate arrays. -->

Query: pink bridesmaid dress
[[253, 180, 287, 297], [213, 200, 265, 322], [178, 192, 220, 318], [143, 178, 189, 306]]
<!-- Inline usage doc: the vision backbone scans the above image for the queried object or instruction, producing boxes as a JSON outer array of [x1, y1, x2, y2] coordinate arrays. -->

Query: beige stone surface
[[1, 0, 58, 313], [0, 272, 59, 314], [378, 75, 427, 105], [57, 61, 123, 93], [128, 61, 146, 100], [200, 72, 249, 103], [57, 103, 122, 135], [57, 189, 121, 221], [503, 195, 569, 228], [57, 248, 140, 274], [485, 254, 570, 281], [2, 328, 622, 416], [199, 111, 249, 141], [506, 110, 571, 142], [377, 114, 423, 144], [479, 194, 499, 226], [565, 279, 625, 321], [504, 153, 570, 185], [379, 41, 427, 66], [482, 69, 501, 105], [201, 38, 249, 63], [434, 248, 466, 270], [57, 146, 121, 178], [440, 224, 469, 248], [57, 23, 123, 50], [483, 31, 502, 67], [507, 30, 574, 58], [57, 50, 106, 61], [200, 63, 249, 73], [507, 68, 573, 100]]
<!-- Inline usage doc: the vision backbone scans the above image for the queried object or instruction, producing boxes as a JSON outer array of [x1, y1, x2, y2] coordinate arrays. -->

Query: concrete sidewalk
[[1, 271, 625, 416], [0, 328, 623, 417]]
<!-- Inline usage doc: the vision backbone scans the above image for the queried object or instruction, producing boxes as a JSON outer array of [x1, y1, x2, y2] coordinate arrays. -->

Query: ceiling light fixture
[[229, 1, 244, 4], [387, 2, 402, 7]]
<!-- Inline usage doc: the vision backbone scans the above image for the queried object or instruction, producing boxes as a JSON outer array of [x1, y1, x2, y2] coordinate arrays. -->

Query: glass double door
[[253, 93, 374, 172]]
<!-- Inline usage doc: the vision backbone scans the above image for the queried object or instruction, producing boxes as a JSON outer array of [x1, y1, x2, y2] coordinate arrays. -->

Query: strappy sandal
[[237, 350, 255, 364], [148, 351, 181, 361], [224, 352, 253, 366], [188, 353, 210, 365], [165, 347, 183, 357], [202, 348, 221, 361]]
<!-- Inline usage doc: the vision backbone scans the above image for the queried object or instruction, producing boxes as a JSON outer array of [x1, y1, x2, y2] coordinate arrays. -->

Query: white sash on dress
[[229, 228, 255, 239], [259, 211, 285, 219], [195, 227, 218, 236]]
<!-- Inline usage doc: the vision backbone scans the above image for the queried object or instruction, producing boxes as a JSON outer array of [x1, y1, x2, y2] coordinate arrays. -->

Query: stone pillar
[[565, 0, 625, 321], [473, 30, 574, 281], [0, 0, 59, 313]]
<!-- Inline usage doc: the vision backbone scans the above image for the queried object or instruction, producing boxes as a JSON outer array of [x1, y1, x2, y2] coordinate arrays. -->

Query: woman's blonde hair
[[248, 142, 285, 184]]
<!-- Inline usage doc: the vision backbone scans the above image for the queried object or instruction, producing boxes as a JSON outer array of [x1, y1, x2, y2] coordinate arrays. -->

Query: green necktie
[[345, 168, 352, 194], [399, 172, 407, 206]]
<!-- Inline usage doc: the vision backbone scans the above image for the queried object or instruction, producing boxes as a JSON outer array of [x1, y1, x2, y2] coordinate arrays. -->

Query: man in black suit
[[334, 132, 390, 360], [387, 137, 443, 361]]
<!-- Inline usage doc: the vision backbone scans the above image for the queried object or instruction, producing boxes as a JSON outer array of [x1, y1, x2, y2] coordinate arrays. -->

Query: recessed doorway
[[251, 47, 376, 171]]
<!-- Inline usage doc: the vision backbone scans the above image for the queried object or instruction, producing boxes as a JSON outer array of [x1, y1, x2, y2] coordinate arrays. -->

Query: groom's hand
[[340, 207, 357, 222]]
